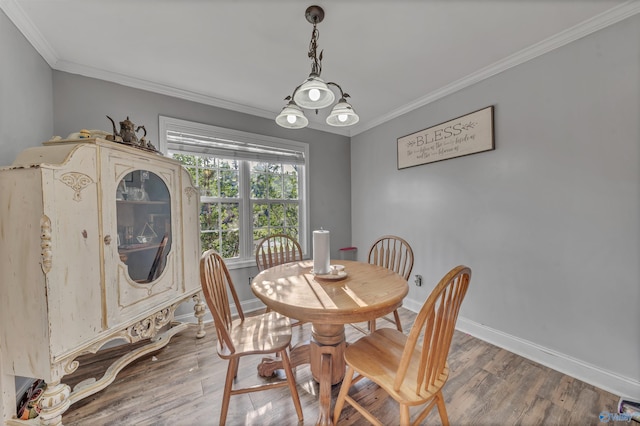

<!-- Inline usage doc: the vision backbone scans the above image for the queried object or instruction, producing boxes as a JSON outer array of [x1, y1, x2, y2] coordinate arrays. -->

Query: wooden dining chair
[[255, 233, 303, 271], [255, 233, 305, 327], [366, 235, 414, 332], [200, 249, 303, 426], [333, 265, 471, 426]]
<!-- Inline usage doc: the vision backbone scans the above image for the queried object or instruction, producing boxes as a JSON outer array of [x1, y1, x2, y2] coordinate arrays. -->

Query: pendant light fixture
[[276, 5, 359, 129]]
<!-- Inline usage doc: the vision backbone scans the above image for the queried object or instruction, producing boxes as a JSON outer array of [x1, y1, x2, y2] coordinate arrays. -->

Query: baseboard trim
[[454, 316, 640, 399], [404, 298, 639, 398]]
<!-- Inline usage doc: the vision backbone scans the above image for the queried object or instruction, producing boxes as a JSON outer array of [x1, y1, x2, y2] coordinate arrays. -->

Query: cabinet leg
[[193, 293, 207, 338], [38, 381, 70, 426]]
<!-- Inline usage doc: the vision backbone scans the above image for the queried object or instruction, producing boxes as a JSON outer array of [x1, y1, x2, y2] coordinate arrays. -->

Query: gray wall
[[351, 15, 640, 397], [0, 10, 53, 163]]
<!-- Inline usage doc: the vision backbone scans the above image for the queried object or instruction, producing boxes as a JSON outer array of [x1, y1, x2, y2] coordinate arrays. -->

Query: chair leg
[[400, 403, 410, 425], [279, 349, 303, 422], [233, 358, 240, 379], [368, 319, 376, 333], [333, 365, 355, 423], [220, 358, 238, 426], [435, 391, 450, 426], [393, 309, 403, 332]]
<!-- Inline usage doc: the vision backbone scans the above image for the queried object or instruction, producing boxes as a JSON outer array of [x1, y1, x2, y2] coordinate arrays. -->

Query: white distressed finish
[[0, 138, 204, 426]]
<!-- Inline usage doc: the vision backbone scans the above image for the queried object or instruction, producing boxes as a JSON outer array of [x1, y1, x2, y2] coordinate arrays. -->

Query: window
[[159, 117, 309, 268]]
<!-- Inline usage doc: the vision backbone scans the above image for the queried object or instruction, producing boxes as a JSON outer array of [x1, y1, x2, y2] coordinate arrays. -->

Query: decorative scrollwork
[[60, 172, 94, 201], [193, 293, 207, 338], [63, 359, 80, 376], [184, 186, 198, 204], [41, 215, 52, 274], [126, 305, 177, 342]]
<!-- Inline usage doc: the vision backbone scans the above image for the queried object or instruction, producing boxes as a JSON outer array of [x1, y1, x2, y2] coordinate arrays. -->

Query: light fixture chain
[[308, 23, 322, 76]]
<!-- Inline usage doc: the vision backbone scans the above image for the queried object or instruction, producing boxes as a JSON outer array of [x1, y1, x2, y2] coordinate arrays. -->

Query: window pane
[[270, 203, 285, 226], [251, 162, 268, 173], [284, 227, 299, 240], [253, 229, 270, 247], [201, 231, 219, 252], [269, 173, 284, 199], [202, 156, 216, 168], [284, 165, 298, 200], [250, 172, 268, 199], [285, 204, 299, 227], [199, 169, 218, 197], [253, 203, 269, 227], [200, 203, 219, 231], [221, 230, 239, 258], [220, 203, 239, 230], [220, 169, 239, 198], [172, 153, 199, 167]]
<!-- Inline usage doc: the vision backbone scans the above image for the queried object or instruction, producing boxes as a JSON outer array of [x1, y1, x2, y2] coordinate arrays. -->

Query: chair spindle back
[[256, 234, 303, 271], [394, 265, 471, 393], [368, 235, 414, 281], [200, 249, 244, 354]]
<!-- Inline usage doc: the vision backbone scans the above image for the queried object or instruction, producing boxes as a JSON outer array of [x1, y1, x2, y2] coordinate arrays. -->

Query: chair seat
[[344, 328, 449, 405], [218, 311, 293, 358]]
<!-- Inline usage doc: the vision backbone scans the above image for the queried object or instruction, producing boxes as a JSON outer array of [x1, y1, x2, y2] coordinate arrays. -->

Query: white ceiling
[[2, 0, 639, 136]]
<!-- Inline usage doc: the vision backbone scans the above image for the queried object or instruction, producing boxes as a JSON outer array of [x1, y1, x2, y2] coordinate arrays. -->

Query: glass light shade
[[293, 75, 335, 109], [275, 102, 309, 129], [326, 100, 359, 127]]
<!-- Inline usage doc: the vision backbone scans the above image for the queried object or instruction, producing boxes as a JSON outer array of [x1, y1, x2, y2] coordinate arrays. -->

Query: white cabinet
[[0, 138, 205, 425]]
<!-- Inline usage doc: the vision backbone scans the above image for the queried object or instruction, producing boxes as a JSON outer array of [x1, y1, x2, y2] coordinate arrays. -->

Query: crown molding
[[3, 0, 638, 138], [349, 0, 640, 136], [0, 0, 58, 66], [55, 59, 275, 118]]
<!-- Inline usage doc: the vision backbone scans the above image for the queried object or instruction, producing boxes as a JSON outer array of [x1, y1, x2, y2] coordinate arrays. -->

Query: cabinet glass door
[[116, 170, 171, 282]]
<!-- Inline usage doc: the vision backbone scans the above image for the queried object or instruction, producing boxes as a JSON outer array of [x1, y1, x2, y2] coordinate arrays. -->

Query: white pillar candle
[[313, 229, 331, 274]]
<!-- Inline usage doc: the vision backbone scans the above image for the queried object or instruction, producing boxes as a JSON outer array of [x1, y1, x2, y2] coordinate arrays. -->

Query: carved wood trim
[[184, 186, 198, 204], [192, 293, 207, 338], [126, 304, 177, 342], [59, 172, 93, 201], [40, 215, 52, 274]]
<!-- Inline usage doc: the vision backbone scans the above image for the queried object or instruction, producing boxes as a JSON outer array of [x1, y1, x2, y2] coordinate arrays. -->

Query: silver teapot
[[106, 115, 146, 145]]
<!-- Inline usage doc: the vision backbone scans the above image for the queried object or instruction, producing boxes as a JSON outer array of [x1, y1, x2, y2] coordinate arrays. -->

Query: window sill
[[224, 258, 260, 270]]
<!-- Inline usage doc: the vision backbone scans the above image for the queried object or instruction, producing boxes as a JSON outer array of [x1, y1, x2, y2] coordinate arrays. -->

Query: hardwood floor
[[61, 308, 621, 425]]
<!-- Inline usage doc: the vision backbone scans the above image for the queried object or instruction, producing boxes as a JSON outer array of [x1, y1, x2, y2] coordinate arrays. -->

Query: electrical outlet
[[414, 274, 422, 286]]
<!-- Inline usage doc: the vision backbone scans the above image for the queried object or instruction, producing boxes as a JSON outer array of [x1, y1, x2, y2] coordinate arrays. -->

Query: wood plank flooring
[[61, 308, 621, 425]]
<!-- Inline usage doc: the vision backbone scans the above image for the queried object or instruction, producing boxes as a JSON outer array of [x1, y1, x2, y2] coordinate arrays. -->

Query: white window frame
[[159, 116, 310, 269]]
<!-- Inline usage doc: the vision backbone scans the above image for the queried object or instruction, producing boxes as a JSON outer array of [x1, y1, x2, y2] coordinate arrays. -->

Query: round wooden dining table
[[251, 259, 408, 426]]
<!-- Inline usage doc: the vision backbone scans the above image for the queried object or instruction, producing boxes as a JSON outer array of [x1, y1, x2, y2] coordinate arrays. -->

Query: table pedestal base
[[309, 323, 346, 385], [257, 323, 346, 426]]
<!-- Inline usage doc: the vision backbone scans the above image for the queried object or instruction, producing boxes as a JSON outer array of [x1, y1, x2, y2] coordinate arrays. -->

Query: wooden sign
[[397, 106, 494, 169]]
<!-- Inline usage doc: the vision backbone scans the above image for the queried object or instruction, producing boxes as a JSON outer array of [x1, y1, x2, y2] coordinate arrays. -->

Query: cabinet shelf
[[117, 200, 168, 205], [118, 243, 164, 254]]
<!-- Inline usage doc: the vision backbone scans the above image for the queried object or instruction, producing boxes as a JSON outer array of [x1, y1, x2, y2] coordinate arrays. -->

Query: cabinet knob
[[104, 235, 112, 245]]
